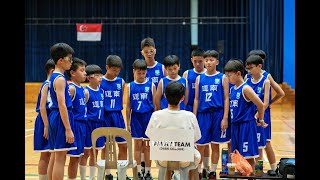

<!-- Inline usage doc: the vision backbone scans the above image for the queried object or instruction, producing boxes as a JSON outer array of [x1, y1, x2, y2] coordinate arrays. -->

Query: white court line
[[272, 120, 294, 122], [272, 132, 295, 135], [25, 134, 34, 138], [25, 128, 34, 132], [263, 150, 268, 162], [275, 154, 295, 157]]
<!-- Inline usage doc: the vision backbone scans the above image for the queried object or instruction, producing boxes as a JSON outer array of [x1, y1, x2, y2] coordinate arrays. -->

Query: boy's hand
[[256, 119, 268, 128], [65, 129, 74, 144], [43, 126, 49, 140], [221, 118, 228, 130]]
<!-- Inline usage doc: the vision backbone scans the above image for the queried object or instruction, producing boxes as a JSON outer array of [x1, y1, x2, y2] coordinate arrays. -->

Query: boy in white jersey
[[146, 81, 201, 180], [245, 50, 285, 171], [65, 58, 88, 180], [126, 59, 156, 179], [33, 59, 54, 180], [224, 58, 267, 171], [193, 50, 230, 179]]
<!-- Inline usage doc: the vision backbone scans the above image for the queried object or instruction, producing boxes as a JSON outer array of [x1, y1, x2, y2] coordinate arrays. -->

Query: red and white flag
[[76, 23, 102, 41]]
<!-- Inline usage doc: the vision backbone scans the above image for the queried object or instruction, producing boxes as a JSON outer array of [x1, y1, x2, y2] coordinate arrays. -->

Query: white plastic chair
[[91, 127, 138, 180]]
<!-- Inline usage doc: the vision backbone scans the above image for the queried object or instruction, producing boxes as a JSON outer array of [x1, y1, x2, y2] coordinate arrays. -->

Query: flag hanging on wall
[[76, 23, 102, 41]]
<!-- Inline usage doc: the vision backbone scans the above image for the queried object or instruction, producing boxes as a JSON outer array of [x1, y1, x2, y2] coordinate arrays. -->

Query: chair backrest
[[91, 127, 133, 169]]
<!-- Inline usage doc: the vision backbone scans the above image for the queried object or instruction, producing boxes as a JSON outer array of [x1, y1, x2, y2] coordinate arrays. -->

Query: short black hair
[[165, 81, 185, 106], [85, 64, 103, 76], [106, 55, 123, 68], [245, 55, 263, 66], [224, 58, 244, 76], [248, 49, 266, 60], [44, 59, 55, 75], [141, 37, 155, 49], [132, 59, 147, 70], [191, 48, 205, 57], [163, 55, 180, 67], [66, 57, 87, 78], [203, 50, 219, 59], [50, 42, 74, 63]]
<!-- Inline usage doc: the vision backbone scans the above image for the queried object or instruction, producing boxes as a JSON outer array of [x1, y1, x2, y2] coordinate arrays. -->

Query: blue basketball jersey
[[35, 80, 50, 113], [229, 82, 255, 123], [129, 80, 155, 113], [245, 75, 270, 111], [85, 86, 104, 121], [100, 77, 125, 111], [48, 72, 73, 109], [160, 76, 187, 110], [146, 61, 165, 88], [197, 72, 225, 112], [185, 68, 207, 108], [69, 82, 87, 121]]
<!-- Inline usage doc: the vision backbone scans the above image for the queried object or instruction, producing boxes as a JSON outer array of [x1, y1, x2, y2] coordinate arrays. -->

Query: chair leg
[[117, 167, 127, 180], [157, 167, 167, 180], [132, 167, 138, 180], [97, 166, 105, 180], [180, 168, 190, 180]]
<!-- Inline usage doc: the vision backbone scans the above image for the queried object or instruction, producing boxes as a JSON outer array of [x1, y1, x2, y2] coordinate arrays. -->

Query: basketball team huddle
[[33, 37, 285, 180]]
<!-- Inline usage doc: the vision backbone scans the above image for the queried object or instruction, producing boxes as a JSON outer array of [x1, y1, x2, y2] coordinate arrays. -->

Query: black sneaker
[[144, 171, 153, 180], [208, 171, 216, 180], [198, 172, 203, 179], [137, 172, 144, 180], [202, 168, 210, 178], [116, 173, 131, 180], [105, 174, 113, 180]]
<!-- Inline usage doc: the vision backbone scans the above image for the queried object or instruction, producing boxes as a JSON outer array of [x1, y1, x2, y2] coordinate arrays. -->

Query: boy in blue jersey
[[193, 50, 230, 179], [126, 59, 156, 179], [141, 37, 167, 89], [245, 55, 270, 162], [100, 55, 128, 180], [47, 43, 76, 180], [245, 50, 285, 171], [33, 59, 55, 180], [182, 48, 210, 176], [224, 58, 267, 171], [141, 37, 167, 170], [65, 58, 88, 180], [155, 55, 188, 111], [81, 64, 105, 180]]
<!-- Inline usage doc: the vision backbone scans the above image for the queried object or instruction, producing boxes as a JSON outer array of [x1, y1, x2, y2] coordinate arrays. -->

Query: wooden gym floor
[[25, 102, 295, 179]]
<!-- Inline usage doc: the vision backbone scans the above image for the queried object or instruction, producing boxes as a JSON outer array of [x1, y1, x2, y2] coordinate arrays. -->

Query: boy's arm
[[69, 85, 76, 100], [268, 74, 285, 105], [55, 77, 74, 143], [84, 88, 89, 103], [221, 75, 230, 130], [151, 83, 157, 111], [263, 79, 271, 110], [182, 70, 188, 79], [243, 85, 266, 127], [155, 79, 163, 111], [125, 84, 131, 132], [184, 79, 189, 106], [193, 75, 200, 116], [39, 84, 49, 139]]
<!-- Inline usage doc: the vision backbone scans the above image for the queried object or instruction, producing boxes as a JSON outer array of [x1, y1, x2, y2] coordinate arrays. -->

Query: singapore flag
[[76, 23, 102, 41]]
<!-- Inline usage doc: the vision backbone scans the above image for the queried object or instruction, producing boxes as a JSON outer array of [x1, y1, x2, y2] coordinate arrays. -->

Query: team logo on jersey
[[215, 78, 220, 84], [116, 84, 121, 90], [236, 92, 241, 99], [101, 93, 104, 100], [257, 87, 262, 93], [155, 70, 160, 76], [146, 77, 150, 81], [145, 86, 150, 93]]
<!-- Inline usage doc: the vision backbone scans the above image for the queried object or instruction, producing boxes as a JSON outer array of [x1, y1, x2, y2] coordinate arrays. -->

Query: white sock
[[38, 174, 47, 180], [145, 167, 151, 172], [106, 169, 111, 175], [89, 166, 96, 179], [141, 153, 145, 162], [210, 164, 217, 172], [137, 165, 142, 173], [203, 157, 209, 169], [270, 163, 277, 171], [198, 164, 202, 173], [79, 165, 87, 180]]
